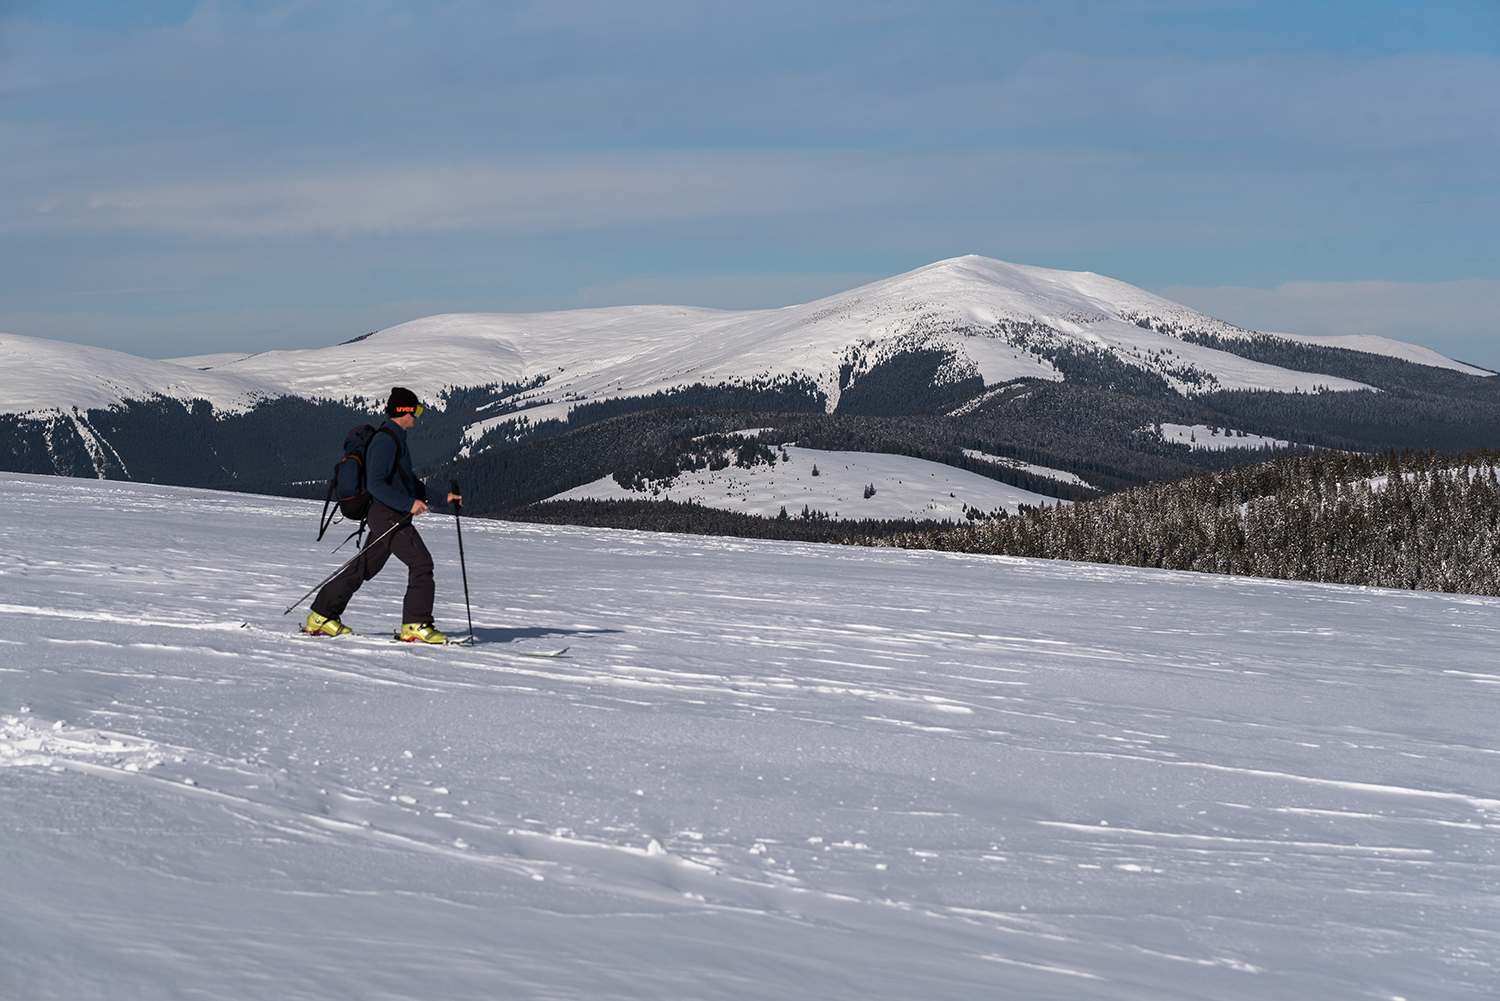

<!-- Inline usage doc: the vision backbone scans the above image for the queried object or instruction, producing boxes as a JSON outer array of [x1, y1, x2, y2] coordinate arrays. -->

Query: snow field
[[1153, 423, 1295, 452], [553, 445, 1069, 520], [960, 448, 1091, 488], [1, 471, 1498, 1000]]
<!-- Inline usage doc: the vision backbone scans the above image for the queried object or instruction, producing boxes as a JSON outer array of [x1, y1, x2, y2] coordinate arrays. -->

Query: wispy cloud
[[12, 149, 1150, 239]]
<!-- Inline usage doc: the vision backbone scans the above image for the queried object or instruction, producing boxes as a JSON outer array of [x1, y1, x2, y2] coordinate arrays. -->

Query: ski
[[395, 638, 571, 658], [296, 628, 569, 658], [480, 645, 569, 658]]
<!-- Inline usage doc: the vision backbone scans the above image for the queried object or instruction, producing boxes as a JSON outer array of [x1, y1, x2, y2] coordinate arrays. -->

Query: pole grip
[[450, 479, 462, 513]]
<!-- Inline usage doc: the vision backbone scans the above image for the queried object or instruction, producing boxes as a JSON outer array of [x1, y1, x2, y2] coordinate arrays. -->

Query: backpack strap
[[330, 522, 366, 554], [316, 476, 338, 541], [375, 424, 415, 496]]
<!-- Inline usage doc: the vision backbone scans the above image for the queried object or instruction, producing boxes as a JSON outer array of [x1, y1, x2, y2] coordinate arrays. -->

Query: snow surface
[[1153, 423, 1295, 452], [2, 257, 1424, 437], [552, 445, 1064, 520], [3, 471, 1498, 1001]]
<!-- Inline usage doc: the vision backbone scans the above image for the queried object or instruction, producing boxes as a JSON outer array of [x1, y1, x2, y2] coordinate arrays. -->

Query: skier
[[304, 387, 461, 643]]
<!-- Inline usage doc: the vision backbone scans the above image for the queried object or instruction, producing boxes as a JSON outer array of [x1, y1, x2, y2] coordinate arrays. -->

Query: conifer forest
[[876, 448, 1500, 595]]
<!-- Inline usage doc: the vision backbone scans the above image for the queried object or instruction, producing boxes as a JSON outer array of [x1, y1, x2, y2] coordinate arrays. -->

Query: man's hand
[[447, 492, 462, 508], [410, 499, 430, 516]]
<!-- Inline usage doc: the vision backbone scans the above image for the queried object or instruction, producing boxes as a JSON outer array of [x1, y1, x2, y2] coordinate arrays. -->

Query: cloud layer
[[1, 0, 1497, 361]]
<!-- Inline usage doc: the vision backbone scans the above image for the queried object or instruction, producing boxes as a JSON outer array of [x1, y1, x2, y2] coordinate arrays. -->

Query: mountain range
[[4, 256, 1497, 519]]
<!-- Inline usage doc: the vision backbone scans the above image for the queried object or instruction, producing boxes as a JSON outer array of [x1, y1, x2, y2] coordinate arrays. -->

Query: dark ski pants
[[312, 501, 435, 625]]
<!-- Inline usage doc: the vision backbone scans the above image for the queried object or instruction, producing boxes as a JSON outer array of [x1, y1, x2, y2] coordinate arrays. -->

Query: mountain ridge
[[12, 254, 1472, 427], [3, 256, 1495, 504]]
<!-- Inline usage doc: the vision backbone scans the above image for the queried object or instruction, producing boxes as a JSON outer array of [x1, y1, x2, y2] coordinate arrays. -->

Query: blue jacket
[[366, 417, 431, 513]]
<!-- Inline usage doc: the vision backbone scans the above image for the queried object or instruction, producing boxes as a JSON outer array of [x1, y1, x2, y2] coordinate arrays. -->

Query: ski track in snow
[[1, 471, 1497, 1000]]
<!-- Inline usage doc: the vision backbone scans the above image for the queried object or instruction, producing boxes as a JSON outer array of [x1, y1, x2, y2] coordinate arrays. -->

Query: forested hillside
[[435, 381, 1297, 519], [875, 448, 1500, 595]]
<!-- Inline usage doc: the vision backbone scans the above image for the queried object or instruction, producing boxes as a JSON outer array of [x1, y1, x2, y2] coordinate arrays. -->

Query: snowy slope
[[553, 445, 1067, 520], [6, 256, 1451, 441], [961, 449, 1093, 487], [0, 333, 269, 416], [3, 471, 1497, 1001], [1267, 331, 1494, 376], [1152, 423, 1295, 451]]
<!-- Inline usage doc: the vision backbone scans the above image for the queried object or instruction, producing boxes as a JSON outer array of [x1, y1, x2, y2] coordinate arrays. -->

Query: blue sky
[[2, 0, 1498, 365]]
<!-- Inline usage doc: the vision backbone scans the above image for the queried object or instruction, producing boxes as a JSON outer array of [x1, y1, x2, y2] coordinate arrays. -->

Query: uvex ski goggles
[[394, 404, 425, 417]]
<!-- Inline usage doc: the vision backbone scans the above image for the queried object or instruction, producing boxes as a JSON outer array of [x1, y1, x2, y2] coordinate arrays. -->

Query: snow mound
[[1, 712, 166, 772]]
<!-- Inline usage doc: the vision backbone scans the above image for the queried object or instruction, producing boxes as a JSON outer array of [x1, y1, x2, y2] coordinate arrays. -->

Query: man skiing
[[304, 387, 461, 643]]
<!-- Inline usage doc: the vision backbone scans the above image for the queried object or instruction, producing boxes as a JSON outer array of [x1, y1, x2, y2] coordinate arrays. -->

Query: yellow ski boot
[[398, 622, 447, 644], [304, 611, 353, 636]]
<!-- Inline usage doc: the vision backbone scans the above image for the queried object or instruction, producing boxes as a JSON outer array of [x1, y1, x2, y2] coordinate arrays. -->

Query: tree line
[[871, 448, 1500, 595]]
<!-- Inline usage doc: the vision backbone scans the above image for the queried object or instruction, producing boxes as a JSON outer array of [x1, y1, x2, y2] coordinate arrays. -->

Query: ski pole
[[451, 479, 475, 644], [283, 513, 412, 615]]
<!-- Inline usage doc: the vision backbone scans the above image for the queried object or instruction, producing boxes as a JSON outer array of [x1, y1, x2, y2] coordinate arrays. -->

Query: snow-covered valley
[[2, 472, 1497, 1000]]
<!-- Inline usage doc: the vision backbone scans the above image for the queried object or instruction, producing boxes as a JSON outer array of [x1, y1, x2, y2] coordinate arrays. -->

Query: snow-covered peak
[[792, 255, 1249, 337], [2, 256, 1482, 427]]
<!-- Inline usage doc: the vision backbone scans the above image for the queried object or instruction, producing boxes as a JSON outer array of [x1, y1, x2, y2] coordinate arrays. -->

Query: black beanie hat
[[386, 386, 422, 416]]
